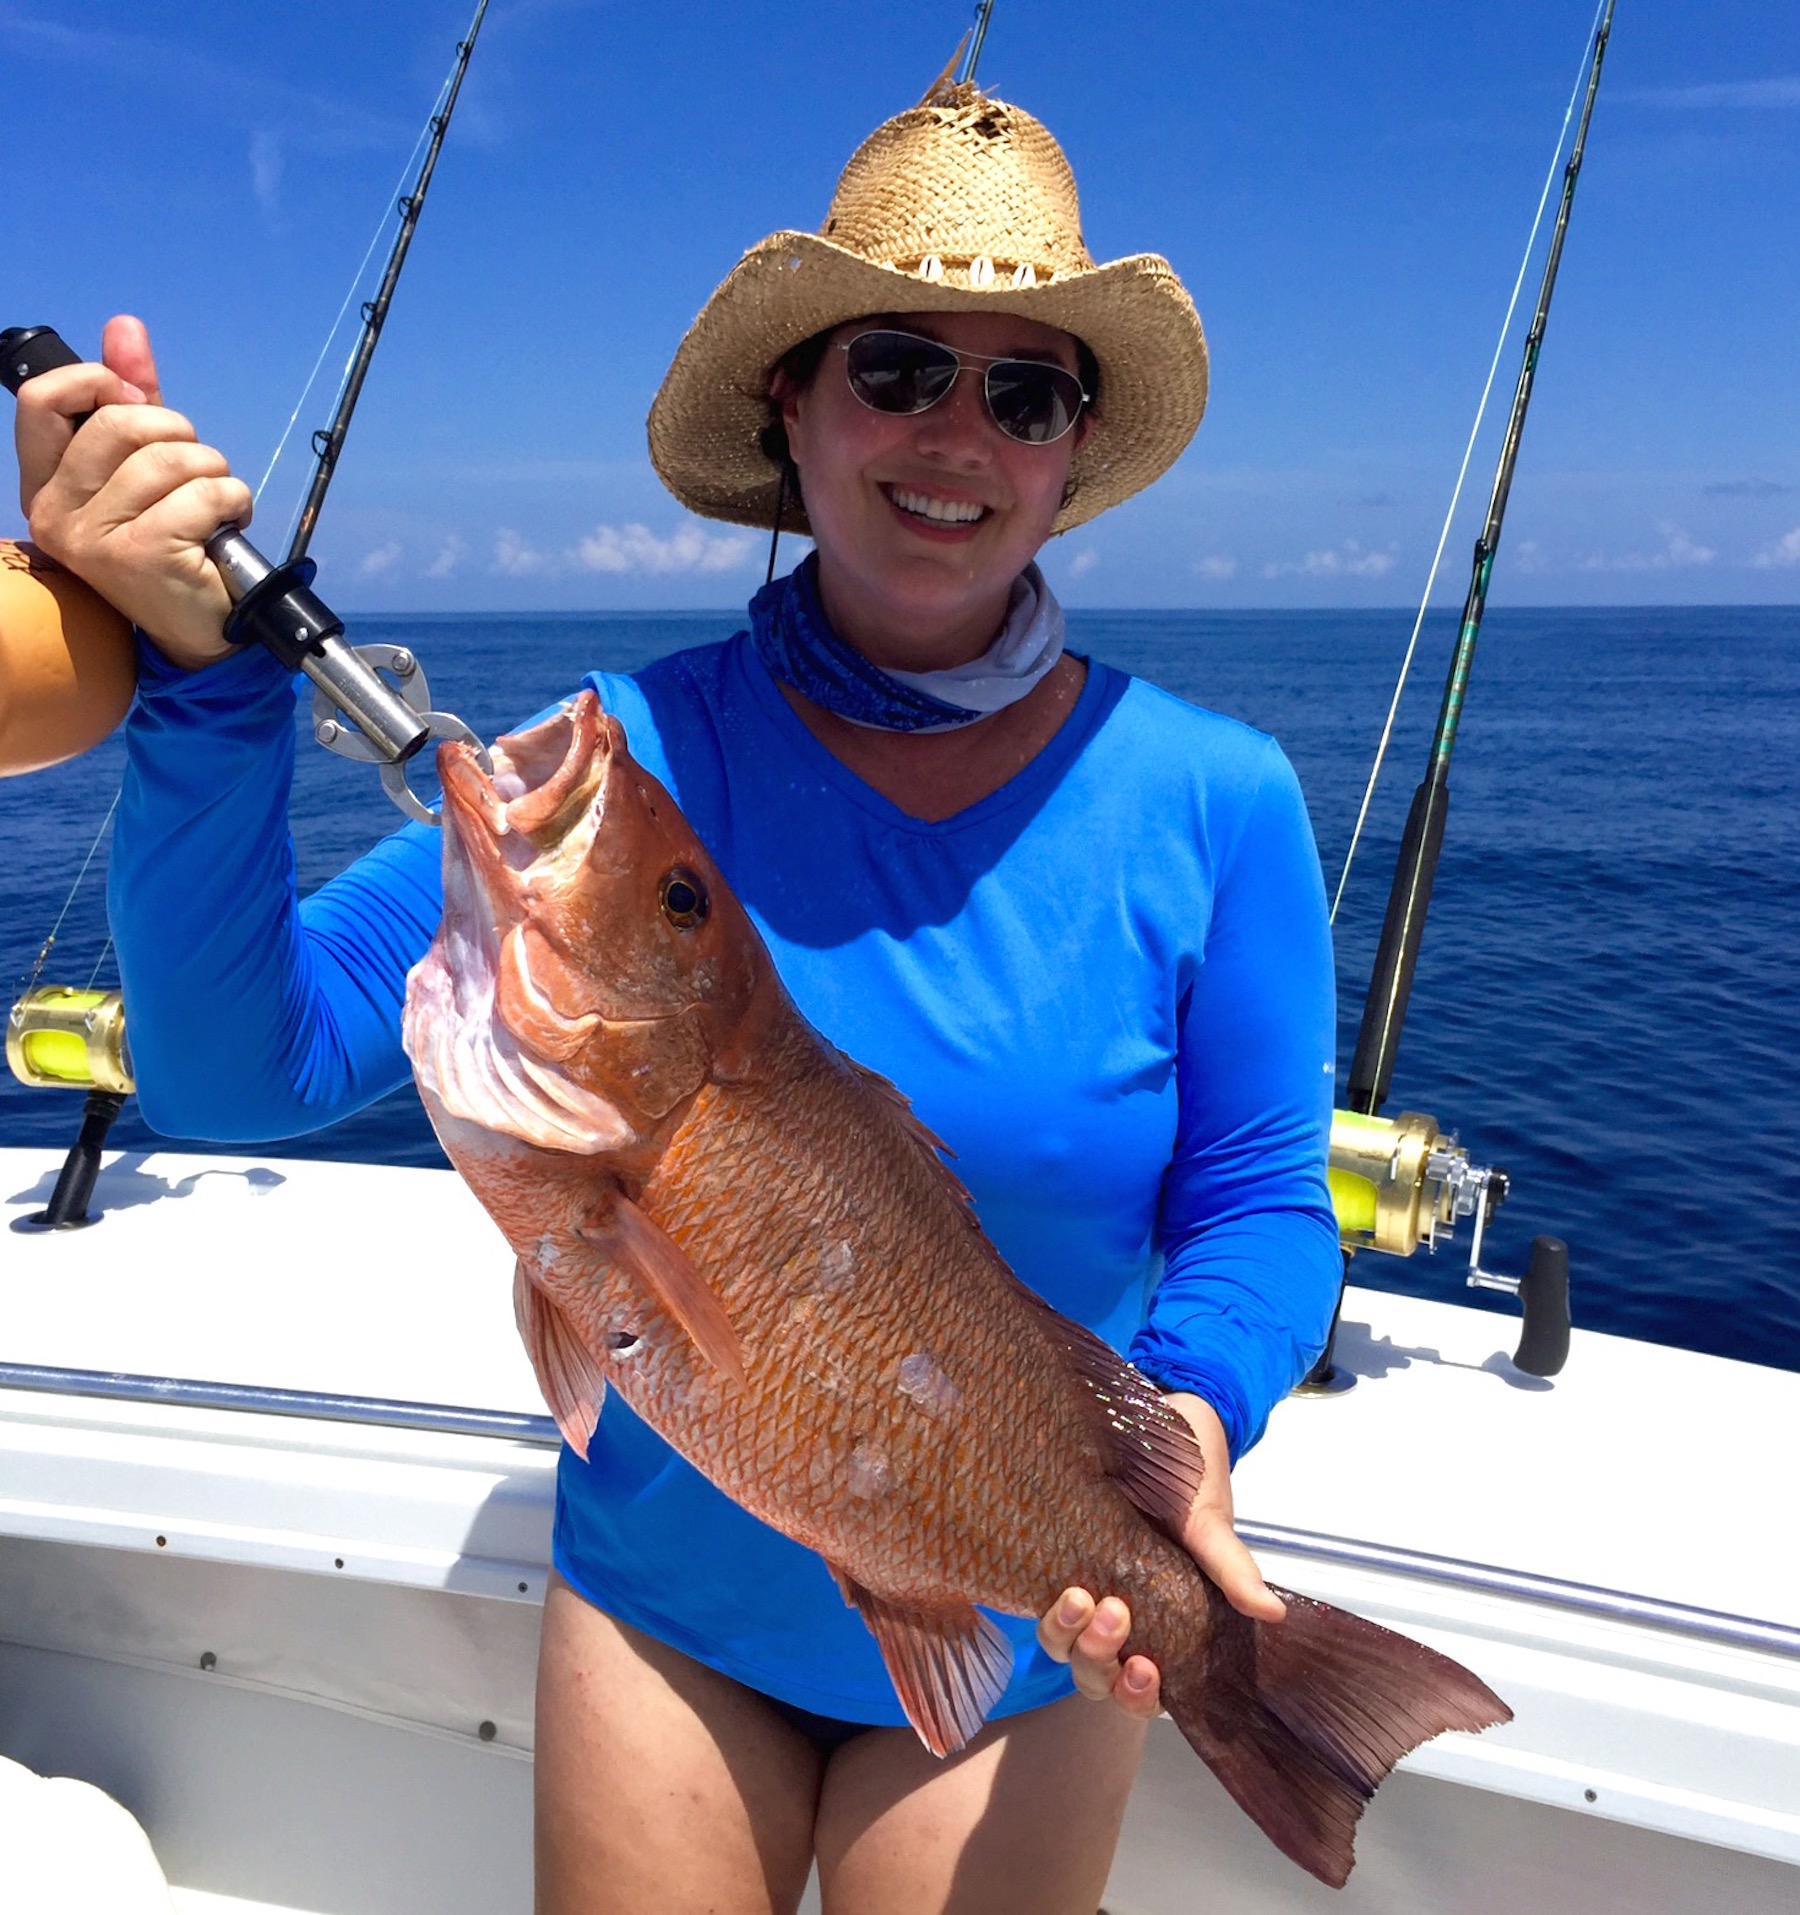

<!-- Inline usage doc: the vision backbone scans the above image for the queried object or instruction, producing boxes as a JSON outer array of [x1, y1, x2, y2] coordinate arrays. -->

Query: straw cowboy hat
[[647, 76, 1208, 537]]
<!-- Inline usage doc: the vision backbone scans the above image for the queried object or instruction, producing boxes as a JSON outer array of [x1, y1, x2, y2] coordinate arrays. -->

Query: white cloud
[[1581, 523, 1717, 573], [492, 528, 551, 577], [1627, 77, 1800, 110], [1263, 539, 1397, 580], [249, 129, 282, 217], [425, 536, 466, 579], [1663, 526, 1717, 566], [1753, 526, 1800, 569], [1194, 554, 1238, 580], [568, 521, 753, 576], [1065, 547, 1100, 578], [355, 540, 401, 579]]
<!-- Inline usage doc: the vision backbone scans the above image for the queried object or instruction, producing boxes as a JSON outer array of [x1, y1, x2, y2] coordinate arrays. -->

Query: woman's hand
[[1036, 1392, 1284, 1717], [15, 315, 249, 671]]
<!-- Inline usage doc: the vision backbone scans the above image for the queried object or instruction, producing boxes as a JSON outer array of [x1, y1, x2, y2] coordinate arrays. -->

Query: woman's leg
[[534, 1571, 824, 1915], [812, 1691, 1148, 1915]]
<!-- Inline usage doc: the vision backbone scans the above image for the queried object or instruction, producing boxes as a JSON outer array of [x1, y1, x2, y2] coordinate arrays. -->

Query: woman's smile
[[880, 481, 992, 535]]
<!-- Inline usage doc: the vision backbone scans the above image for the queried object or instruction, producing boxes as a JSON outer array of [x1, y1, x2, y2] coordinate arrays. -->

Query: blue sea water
[[3, 606, 1796, 1374]]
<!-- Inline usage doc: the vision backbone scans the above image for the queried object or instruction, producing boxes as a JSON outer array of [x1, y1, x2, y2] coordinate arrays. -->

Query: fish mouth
[[440, 687, 613, 879], [404, 690, 641, 1155]]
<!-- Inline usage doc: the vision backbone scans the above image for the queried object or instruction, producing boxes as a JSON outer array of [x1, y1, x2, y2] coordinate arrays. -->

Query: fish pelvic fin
[[837, 1574, 1013, 1758], [1163, 1585, 1512, 1888], [579, 1191, 745, 1385], [513, 1260, 606, 1458]]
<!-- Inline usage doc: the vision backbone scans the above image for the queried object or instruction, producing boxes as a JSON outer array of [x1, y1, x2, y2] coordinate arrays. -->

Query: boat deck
[[2, 1145, 1796, 1912]]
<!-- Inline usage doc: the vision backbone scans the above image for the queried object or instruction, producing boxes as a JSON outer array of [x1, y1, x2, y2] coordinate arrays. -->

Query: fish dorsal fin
[[845, 1055, 983, 1232], [513, 1258, 607, 1457], [1009, 1281, 1207, 1537], [835, 1572, 1013, 1757], [578, 1191, 745, 1384]]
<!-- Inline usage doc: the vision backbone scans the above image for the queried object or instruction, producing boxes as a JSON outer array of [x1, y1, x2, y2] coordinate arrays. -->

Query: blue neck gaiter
[[749, 553, 1065, 734]]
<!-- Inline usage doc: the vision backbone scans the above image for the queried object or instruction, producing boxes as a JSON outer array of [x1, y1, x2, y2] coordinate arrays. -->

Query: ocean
[[4, 605, 1796, 1374]]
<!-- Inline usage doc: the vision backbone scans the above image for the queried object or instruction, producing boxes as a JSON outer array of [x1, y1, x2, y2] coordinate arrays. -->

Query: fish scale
[[405, 692, 1513, 1886], [598, 1074, 1079, 1602]]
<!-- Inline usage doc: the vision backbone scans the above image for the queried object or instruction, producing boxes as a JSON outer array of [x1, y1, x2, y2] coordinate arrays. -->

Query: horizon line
[[337, 601, 1800, 620]]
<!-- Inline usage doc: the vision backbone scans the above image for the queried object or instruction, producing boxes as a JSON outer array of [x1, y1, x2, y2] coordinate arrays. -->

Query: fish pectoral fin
[[1011, 1280, 1207, 1537], [578, 1193, 745, 1385], [836, 1576, 1013, 1758], [513, 1260, 607, 1458]]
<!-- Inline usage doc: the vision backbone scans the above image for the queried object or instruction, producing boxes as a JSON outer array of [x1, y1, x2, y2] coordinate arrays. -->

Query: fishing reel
[[1323, 1108, 1571, 1378], [7, 987, 133, 1095], [6, 988, 135, 1231]]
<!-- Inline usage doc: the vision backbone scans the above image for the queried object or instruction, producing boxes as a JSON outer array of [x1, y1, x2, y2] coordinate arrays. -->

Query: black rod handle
[[1346, 775, 1449, 1115], [1513, 1236, 1572, 1376], [1, 325, 97, 429]]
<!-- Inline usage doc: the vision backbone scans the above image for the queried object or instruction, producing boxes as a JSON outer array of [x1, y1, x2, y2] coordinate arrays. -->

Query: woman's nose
[[911, 368, 994, 462]]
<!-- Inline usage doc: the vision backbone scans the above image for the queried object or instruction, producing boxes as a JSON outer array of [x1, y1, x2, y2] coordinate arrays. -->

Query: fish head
[[405, 689, 771, 1159]]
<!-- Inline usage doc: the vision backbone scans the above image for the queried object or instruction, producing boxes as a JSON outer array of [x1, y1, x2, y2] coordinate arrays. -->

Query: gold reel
[[6, 987, 135, 1095], [1327, 1108, 1477, 1257]]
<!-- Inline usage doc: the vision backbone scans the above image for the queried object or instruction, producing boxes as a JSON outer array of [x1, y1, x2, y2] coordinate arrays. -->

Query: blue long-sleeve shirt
[[110, 622, 1341, 1723]]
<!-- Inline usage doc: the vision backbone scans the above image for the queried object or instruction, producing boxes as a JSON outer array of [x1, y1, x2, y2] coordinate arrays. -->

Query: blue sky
[[6, 0, 1797, 610]]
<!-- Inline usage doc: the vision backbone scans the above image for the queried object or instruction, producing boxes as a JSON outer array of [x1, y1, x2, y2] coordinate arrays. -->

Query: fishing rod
[[957, 0, 997, 83], [291, 0, 488, 562], [1347, 0, 1616, 1120], [1308, 0, 1617, 1385], [3, 0, 494, 1229]]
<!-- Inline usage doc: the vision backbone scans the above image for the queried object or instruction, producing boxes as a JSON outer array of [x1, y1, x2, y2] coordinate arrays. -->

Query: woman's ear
[[771, 369, 805, 455]]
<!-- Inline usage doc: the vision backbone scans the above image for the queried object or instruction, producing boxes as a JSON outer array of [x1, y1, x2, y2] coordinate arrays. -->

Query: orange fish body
[[405, 690, 1507, 1886]]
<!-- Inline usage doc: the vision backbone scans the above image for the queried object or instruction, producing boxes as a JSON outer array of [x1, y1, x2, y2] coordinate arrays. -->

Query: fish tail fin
[[1161, 1586, 1510, 1888]]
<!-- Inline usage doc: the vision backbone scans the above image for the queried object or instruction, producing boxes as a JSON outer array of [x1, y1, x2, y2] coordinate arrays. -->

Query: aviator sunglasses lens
[[843, 330, 1085, 444], [983, 360, 1083, 444], [844, 331, 960, 414]]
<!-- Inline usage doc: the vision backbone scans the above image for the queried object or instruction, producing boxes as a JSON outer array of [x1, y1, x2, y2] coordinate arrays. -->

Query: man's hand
[[1036, 1392, 1284, 1717], [16, 315, 249, 670]]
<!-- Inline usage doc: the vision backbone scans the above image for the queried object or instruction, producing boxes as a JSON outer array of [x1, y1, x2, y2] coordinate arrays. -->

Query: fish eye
[[660, 867, 709, 928]]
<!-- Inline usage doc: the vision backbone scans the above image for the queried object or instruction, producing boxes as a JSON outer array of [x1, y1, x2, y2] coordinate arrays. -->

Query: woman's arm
[[11, 316, 439, 1137], [0, 544, 135, 775], [1128, 734, 1342, 1457], [1041, 735, 1341, 1701], [107, 635, 442, 1140]]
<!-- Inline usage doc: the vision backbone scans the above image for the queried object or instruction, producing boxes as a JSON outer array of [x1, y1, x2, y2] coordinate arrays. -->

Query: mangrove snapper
[[402, 691, 1508, 1886]]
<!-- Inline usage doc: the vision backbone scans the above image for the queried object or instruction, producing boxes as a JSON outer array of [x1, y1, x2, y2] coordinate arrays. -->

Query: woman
[[14, 82, 1339, 1915]]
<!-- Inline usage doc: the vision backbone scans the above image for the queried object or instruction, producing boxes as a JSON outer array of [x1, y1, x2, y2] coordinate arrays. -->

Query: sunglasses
[[838, 328, 1089, 446]]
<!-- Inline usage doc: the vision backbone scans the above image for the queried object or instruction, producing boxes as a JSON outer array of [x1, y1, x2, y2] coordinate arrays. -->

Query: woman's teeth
[[887, 486, 987, 525]]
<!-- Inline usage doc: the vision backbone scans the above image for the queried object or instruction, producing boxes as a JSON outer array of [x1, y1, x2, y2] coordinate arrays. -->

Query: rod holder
[[16, 1089, 128, 1231]]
